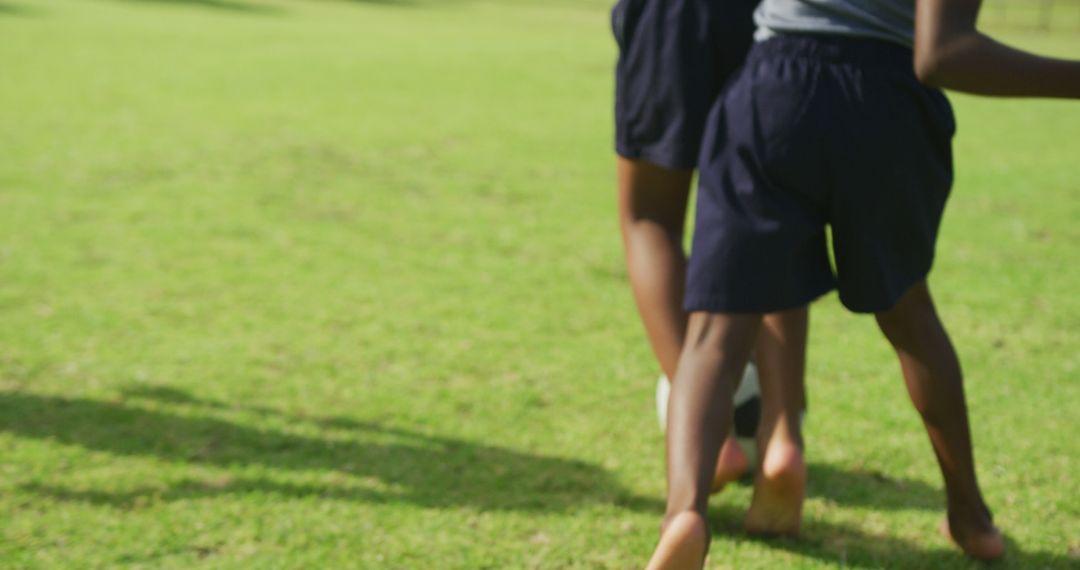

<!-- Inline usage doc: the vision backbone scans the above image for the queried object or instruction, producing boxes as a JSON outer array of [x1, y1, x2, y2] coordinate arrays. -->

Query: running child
[[646, 0, 1080, 567], [612, 0, 808, 490]]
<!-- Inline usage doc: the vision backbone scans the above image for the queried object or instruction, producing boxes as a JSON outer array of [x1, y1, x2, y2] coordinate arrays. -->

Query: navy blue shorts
[[612, 0, 757, 170], [685, 35, 957, 314]]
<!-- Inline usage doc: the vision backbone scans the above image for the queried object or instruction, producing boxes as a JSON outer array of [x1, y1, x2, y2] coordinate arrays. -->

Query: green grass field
[[1, 1, 1078, 568]]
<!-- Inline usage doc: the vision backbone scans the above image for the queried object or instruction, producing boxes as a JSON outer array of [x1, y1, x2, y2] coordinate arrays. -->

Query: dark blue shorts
[[612, 0, 757, 170], [685, 35, 957, 314]]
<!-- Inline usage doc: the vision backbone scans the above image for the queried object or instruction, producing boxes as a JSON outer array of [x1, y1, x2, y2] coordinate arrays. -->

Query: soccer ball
[[655, 362, 761, 460]]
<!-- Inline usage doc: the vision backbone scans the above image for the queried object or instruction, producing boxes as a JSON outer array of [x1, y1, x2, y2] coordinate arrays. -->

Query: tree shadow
[[328, 0, 470, 7], [1, 388, 659, 513], [717, 459, 942, 512], [806, 462, 942, 512], [0, 1, 38, 16], [11, 386, 945, 516], [336, 0, 422, 5], [10, 387, 1069, 567], [706, 503, 1068, 569], [119, 0, 284, 14], [115, 0, 470, 13]]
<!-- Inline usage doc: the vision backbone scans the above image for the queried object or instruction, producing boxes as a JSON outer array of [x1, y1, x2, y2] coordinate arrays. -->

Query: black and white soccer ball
[[655, 362, 761, 460]]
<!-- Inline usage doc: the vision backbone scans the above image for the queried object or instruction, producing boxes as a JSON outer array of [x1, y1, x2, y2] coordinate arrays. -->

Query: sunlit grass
[[0, 1, 1077, 567]]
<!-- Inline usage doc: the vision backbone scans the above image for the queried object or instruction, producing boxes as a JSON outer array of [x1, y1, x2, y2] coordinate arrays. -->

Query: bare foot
[[743, 440, 805, 537], [711, 436, 749, 493], [939, 515, 1005, 561], [647, 511, 709, 570]]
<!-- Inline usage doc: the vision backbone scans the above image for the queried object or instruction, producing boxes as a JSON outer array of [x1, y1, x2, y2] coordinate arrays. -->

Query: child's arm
[[914, 0, 1080, 97]]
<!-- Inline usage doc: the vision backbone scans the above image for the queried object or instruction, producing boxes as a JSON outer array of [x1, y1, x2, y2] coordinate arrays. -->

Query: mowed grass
[[0, 1, 1077, 568]]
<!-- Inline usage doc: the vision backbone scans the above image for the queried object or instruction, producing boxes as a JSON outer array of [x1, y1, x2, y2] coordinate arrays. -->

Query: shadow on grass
[[10, 387, 1067, 566], [9, 386, 945, 515], [1, 388, 659, 513], [706, 503, 1066, 569], [719, 462, 943, 512], [119, 0, 284, 14], [0, 1, 38, 15], [321, 0, 474, 7], [116, 0, 468, 13], [716, 455, 942, 512], [806, 463, 942, 512]]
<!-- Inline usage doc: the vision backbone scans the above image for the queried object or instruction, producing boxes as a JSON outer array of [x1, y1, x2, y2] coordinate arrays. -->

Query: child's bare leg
[[618, 157, 749, 485], [745, 306, 808, 537], [617, 157, 693, 379], [648, 312, 761, 570], [875, 281, 1004, 561]]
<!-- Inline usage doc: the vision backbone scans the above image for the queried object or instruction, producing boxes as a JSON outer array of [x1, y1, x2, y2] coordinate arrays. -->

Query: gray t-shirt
[[755, 0, 915, 47]]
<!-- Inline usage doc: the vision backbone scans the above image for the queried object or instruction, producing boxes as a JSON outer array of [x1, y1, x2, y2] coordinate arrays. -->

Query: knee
[[617, 161, 692, 232], [619, 200, 686, 238], [682, 312, 761, 368], [875, 282, 938, 346]]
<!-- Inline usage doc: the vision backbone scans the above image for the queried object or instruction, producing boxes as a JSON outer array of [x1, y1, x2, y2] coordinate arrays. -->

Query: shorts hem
[[616, 143, 698, 171], [684, 282, 835, 314], [838, 265, 933, 314]]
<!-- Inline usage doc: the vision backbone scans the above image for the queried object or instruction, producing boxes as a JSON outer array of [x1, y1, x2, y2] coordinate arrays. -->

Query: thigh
[[829, 76, 956, 313], [686, 43, 837, 314]]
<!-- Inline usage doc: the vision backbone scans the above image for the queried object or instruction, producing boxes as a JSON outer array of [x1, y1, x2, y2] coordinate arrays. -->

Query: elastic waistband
[[750, 33, 913, 69]]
